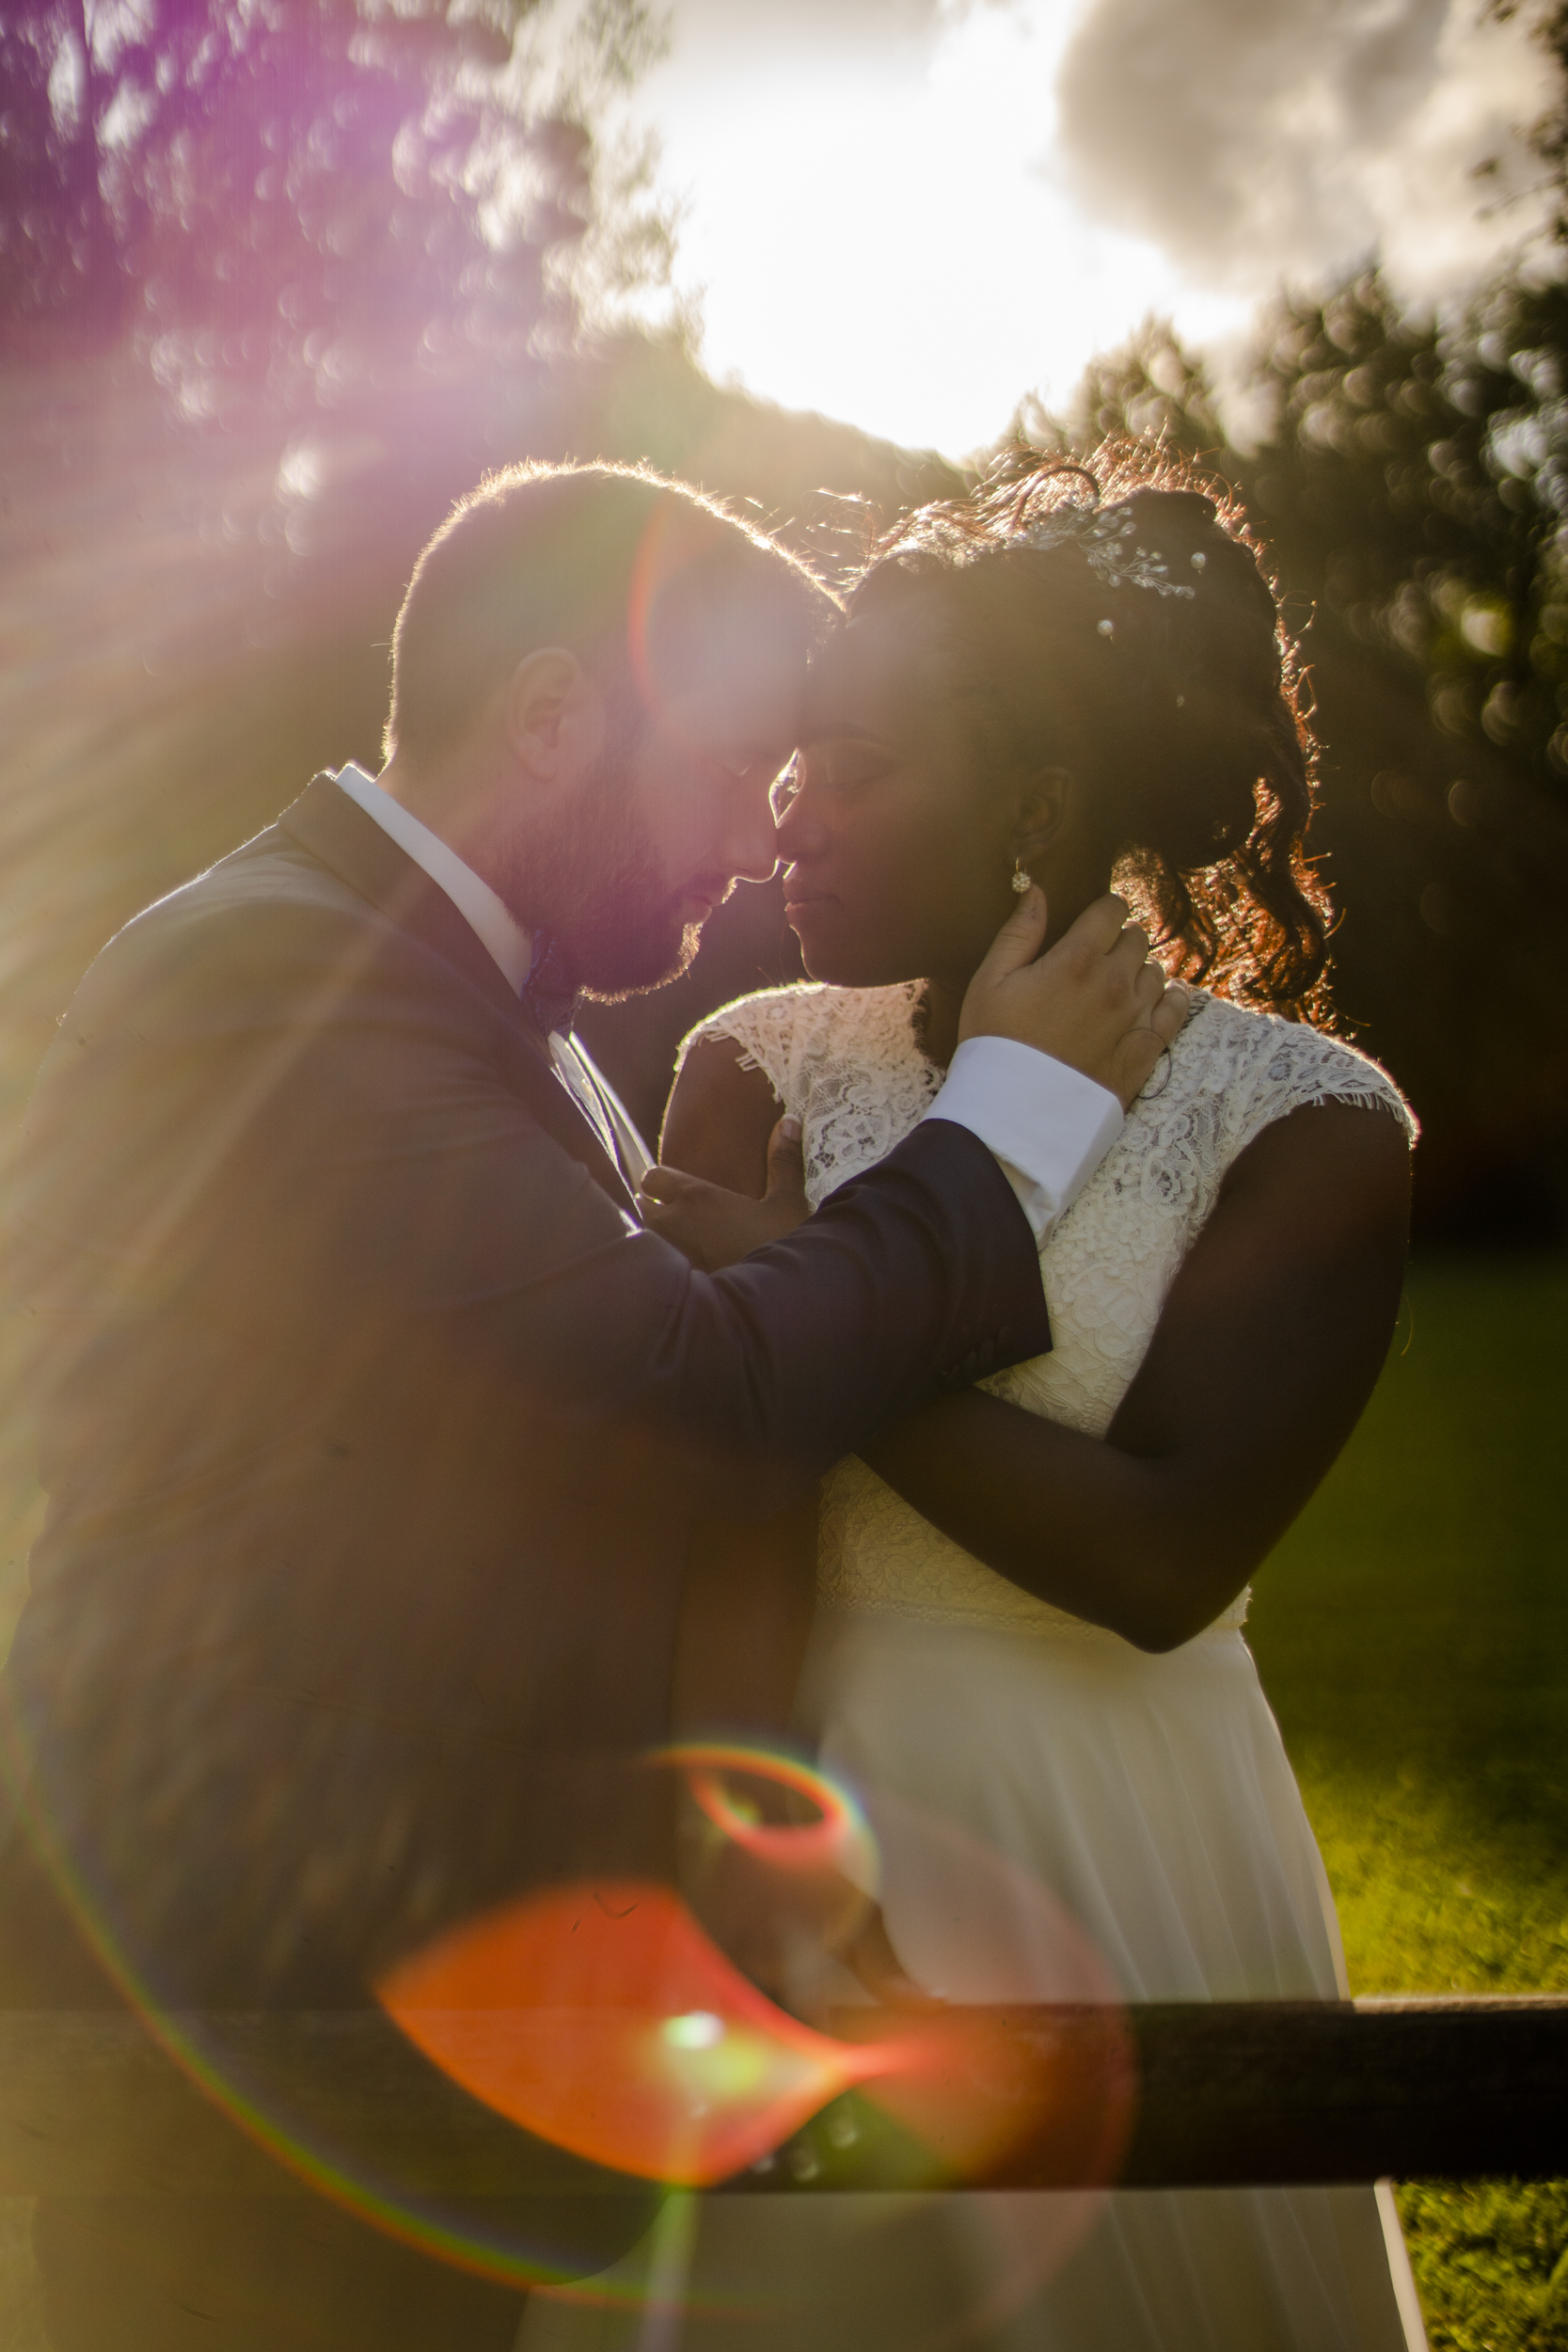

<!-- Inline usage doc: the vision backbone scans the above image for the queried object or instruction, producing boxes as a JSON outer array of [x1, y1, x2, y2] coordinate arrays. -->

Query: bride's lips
[[783, 888, 835, 922]]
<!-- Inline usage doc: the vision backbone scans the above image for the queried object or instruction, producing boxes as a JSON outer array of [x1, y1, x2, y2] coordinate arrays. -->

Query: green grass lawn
[[1247, 1253, 1568, 2348], [0, 1254, 1561, 2346]]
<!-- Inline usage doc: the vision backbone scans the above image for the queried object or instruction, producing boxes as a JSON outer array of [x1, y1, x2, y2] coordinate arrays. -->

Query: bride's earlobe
[[1017, 766, 1077, 865]]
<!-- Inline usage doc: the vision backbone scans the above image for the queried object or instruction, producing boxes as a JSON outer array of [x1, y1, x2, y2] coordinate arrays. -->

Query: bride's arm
[[658, 1044, 928, 2005], [645, 1038, 811, 1268], [673, 1488, 821, 1741], [673, 1485, 935, 2012], [859, 1099, 1410, 1652], [648, 1040, 819, 1738], [659, 1036, 783, 1198]]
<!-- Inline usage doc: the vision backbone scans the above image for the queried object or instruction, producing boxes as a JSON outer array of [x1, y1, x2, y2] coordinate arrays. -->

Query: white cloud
[[1053, 0, 1560, 304], [629, 0, 1561, 458], [644, 1, 1248, 455]]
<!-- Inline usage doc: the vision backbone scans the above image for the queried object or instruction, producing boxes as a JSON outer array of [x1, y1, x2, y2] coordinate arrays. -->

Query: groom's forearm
[[631, 1120, 1053, 1508], [672, 1491, 820, 1741]]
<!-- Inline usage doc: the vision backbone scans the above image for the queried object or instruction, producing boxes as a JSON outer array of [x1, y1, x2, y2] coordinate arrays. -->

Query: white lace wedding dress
[[520, 985, 1426, 2352]]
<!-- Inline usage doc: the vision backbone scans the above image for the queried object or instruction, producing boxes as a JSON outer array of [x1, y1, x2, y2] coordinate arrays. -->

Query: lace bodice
[[678, 986, 1416, 1647]]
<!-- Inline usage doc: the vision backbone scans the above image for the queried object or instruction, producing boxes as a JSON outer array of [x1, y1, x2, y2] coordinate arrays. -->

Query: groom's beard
[[487, 744, 709, 1002]]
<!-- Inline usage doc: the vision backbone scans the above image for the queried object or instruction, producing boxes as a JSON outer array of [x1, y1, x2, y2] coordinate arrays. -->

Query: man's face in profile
[[495, 590, 808, 1000]]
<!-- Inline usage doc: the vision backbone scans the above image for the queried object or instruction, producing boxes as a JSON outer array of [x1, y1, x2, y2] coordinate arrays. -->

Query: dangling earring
[[1011, 856, 1034, 895]]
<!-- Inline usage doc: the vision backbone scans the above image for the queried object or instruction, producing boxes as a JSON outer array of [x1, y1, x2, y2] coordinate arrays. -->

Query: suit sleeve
[[507, 1115, 1047, 1502], [12, 893, 1052, 1513]]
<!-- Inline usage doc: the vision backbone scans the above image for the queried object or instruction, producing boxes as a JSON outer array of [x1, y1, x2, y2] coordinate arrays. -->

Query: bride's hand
[[835, 1901, 944, 2013], [639, 1114, 810, 1268]]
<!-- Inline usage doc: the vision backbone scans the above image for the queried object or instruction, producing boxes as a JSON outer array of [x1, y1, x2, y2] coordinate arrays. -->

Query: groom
[[3, 461, 1176, 2348]]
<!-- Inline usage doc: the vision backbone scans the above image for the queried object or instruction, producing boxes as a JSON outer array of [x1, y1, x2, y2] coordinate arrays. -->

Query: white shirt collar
[[333, 762, 533, 996]]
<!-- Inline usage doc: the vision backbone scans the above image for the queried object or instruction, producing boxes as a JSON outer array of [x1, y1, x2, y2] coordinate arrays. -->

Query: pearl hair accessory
[[1023, 504, 1199, 600]]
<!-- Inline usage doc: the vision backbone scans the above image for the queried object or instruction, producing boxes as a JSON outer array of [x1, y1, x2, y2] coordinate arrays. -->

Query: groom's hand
[[959, 887, 1188, 1108], [640, 1114, 810, 1267]]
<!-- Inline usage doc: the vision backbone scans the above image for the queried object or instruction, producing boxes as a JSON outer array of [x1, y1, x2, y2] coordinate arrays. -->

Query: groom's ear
[[502, 647, 608, 791], [1015, 765, 1078, 865]]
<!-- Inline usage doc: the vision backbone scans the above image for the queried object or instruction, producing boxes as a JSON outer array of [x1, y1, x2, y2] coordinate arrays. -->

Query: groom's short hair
[[386, 460, 832, 768]]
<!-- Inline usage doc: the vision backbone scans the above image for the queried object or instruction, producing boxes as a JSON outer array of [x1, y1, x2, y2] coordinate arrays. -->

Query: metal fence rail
[[0, 1995, 1562, 2197]]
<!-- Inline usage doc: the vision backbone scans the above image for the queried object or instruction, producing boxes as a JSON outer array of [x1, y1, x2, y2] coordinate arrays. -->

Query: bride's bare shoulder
[[659, 1037, 781, 1195], [661, 982, 914, 1193], [658, 986, 820, 1194], [677, 978, 910, 1068]]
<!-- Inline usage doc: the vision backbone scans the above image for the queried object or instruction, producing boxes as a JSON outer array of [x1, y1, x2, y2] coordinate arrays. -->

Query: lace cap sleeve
[[1214, 1003, 1418, 1168], [673, 984, 831, 1116]]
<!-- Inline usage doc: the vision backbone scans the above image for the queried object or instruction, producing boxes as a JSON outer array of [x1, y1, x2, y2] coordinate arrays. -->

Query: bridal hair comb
[[1020, 505, 1197, 601]]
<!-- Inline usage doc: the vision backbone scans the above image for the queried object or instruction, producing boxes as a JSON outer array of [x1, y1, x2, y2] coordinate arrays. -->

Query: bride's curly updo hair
[[847, 442, 1332, 1018]]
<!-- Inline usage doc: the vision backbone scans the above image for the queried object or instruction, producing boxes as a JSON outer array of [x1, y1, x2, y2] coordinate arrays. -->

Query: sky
[[626, 0, 1561, 461]]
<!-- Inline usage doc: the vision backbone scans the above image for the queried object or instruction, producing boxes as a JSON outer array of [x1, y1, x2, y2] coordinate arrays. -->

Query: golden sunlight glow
[[643, 5, 1252, 458], [640, 0, 1554, 460]]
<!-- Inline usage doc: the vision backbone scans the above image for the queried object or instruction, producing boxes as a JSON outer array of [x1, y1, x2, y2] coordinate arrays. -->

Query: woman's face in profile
[[772, 606, 1020, 990]]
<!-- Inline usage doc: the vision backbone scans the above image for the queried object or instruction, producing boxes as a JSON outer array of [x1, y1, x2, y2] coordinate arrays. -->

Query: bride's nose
[[773, 786, 829, 862]]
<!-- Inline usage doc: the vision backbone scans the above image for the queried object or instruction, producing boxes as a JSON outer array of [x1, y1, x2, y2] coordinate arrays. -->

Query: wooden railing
[[0, 1994, 1561, 2195]]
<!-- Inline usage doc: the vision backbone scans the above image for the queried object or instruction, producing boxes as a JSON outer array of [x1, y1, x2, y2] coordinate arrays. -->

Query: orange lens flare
[[625, 501, 701, 744], [832, 2002, 1136, 2191], [377, 1748, 1134, 2196], [657, 1740, 879, 1884], [377, 1877, 878, 2186], [375, 1876, 1132, 2192]]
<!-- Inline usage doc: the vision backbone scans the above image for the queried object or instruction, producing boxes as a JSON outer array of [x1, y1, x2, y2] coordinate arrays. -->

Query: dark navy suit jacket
[[5, 774, 1051, 2004]]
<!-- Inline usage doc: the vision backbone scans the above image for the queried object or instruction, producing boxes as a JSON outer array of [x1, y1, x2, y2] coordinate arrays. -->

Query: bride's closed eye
[[774, 739, 897, 817], [706, 746, 798, 792]]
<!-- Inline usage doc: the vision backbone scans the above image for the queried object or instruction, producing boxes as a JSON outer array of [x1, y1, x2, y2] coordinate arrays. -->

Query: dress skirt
[[520, 1608, 1426, 2352]]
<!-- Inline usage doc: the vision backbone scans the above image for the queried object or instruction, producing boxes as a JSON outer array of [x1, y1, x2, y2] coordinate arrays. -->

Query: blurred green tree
[[1008, 6, 1568, 1240], [0, 0, 681, 1143], [0, 0, 671, 389], [0, 2, 966, 1159], [1040, 295, 1567, 1237]]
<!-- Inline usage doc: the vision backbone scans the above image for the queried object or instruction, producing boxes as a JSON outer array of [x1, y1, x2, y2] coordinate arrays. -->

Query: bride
[[528, 453, 1426, 2351]]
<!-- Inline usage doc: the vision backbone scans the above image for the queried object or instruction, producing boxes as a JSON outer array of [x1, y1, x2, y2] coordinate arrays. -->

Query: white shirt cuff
[[920, 1036, 1123, 1247]]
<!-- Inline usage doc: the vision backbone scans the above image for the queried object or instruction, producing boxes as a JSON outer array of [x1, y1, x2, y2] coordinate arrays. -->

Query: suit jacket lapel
[[277, 775, 639, 1218]]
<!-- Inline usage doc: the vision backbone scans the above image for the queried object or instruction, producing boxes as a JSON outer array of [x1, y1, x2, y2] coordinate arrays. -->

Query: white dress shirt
[[335, 760, 533, 992], [331, 763, 1121, 1243], [335, 763, 652, 1184]]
